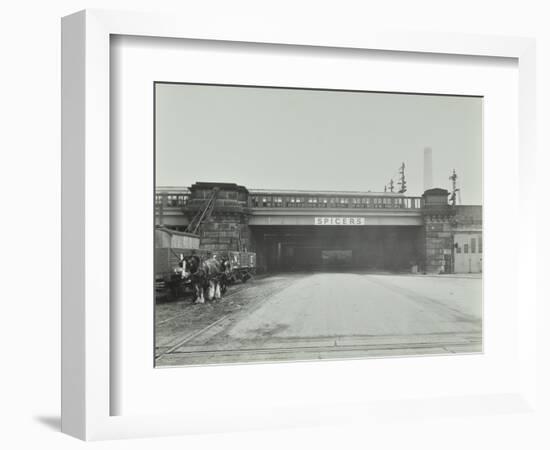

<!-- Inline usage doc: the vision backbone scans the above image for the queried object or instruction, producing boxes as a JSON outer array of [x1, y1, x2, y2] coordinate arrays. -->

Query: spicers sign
[[314, 217, 367, 225]]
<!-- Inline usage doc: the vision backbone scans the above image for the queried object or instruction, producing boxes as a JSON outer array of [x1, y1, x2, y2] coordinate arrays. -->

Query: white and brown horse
[[177, 254, 225, 303]]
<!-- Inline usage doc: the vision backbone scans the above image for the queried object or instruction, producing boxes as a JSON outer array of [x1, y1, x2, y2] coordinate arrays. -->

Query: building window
[[471, 237, 476, 253], [456, 245, 461, 254], [478, 236, 483, 253], [464, 243, 469, 254]]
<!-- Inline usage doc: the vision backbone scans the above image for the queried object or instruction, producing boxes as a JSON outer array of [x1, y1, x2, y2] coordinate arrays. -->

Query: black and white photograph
[[154, 82, 483, 367]]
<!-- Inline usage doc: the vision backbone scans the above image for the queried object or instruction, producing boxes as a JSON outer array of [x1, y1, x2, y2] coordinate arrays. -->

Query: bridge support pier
[[421, 188, 456, 274]]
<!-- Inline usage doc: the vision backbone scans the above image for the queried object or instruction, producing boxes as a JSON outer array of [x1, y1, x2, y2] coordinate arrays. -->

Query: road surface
[[156, 272, 482, 366]]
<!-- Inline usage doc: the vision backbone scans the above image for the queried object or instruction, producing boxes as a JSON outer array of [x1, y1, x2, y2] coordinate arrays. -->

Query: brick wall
[[424, 217, 454, 273], [199, 213, 252, 251]]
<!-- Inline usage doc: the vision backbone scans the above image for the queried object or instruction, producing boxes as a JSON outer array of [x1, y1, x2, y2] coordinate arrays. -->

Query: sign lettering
[[314, 217, 367, 225]]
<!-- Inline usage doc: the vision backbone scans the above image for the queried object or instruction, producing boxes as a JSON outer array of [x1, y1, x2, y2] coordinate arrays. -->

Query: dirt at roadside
[[155, 275, 299, 354]]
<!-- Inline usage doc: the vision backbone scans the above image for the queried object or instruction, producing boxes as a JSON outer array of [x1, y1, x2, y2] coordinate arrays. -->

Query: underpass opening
[[251, 225, 423, 273]]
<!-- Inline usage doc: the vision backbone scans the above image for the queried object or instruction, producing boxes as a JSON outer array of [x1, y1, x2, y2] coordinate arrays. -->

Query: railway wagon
[[155, 228, 201, 301]]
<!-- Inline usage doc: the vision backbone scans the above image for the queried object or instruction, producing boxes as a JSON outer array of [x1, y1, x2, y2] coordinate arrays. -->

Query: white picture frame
[[61, 9, 537, 441]]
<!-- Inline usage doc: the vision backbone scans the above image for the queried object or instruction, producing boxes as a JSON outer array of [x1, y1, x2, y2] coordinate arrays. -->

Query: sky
[[155, 83, 482, 204]]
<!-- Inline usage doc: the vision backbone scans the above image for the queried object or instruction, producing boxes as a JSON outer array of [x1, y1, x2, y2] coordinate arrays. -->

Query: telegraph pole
[[449, 169, 459, 206], [389, 179, 395, 193], [398, 162, 407, 193]]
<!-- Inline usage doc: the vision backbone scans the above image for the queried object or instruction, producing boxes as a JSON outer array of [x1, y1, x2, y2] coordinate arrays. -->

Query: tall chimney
[[423, 147, 433, 191]]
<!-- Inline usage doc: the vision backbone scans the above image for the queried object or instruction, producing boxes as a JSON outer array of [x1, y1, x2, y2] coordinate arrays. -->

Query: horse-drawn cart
[[214, 251, 256, 284], [155, 228, 256, 302]]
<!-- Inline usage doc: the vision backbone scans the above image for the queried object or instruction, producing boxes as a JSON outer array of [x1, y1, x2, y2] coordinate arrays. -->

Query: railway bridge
[[156, 182, 482, 274]]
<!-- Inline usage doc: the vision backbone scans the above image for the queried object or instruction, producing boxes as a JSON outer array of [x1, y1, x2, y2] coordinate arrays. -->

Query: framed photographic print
[[62, 9, 537, 440], [153, 82, 484, 368]]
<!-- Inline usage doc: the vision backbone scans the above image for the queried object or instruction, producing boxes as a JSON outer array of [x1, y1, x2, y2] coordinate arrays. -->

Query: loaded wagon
[[213, 251, 256, 284]]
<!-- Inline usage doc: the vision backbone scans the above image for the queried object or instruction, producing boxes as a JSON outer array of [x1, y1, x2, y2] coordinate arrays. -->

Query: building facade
[[155, 182, 482, 274]]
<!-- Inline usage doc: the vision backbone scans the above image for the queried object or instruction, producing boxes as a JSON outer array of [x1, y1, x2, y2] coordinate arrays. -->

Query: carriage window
[[274, 197, 283, 207], [171, 195, 185, 206], [321, 198, 328, 207], [340, 198, 349, 207], [283, 197, 290, 208], [167, 195, 179, 207], [155, 194, 163, 205]]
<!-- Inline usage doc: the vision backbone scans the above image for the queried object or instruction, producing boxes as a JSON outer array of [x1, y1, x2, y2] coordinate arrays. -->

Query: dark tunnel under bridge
[[251, 225, 424, 272]]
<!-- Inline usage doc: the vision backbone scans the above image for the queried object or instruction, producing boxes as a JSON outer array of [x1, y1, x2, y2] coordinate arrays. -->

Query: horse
[[218, 256, 232, 294], [177, 254, 224, 304]]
